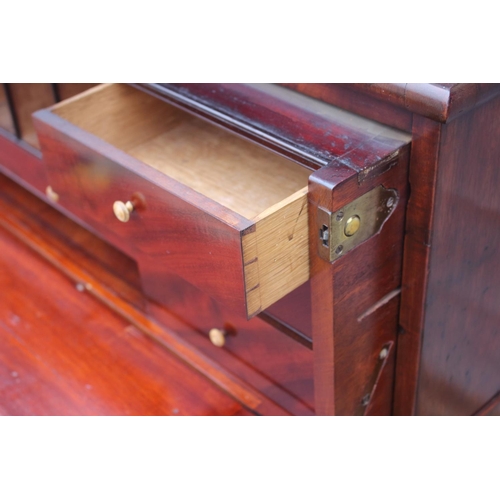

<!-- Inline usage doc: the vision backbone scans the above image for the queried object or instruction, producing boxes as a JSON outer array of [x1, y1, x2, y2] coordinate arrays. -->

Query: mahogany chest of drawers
[[1, 83, 499, 416]]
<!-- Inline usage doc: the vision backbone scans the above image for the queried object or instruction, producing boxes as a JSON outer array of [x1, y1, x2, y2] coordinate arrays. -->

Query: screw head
[[336, 211, 344, 221], [361, 394, 371, 406], [386, 197, 395, 208], [344, 215, 361, 237], [335, 245, 343, 255]]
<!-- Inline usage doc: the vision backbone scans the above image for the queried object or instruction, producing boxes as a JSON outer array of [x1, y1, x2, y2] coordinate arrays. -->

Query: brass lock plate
[[317, 185, 398, 262]]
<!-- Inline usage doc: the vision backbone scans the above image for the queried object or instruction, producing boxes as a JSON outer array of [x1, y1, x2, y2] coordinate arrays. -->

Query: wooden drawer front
[[148, 272, 314, 415], [33, 84, 310, 318]]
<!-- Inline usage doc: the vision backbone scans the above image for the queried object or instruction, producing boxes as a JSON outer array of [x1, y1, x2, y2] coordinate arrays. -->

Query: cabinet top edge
[[332, 83, 500, 123]]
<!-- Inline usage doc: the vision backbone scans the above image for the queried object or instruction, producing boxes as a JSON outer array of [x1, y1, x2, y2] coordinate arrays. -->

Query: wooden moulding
[[349, 83, 500, 123]]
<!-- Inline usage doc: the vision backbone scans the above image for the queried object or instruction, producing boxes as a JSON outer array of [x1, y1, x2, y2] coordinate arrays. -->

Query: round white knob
[[113, 200, 134, 222], [209, 328, 227, 347]]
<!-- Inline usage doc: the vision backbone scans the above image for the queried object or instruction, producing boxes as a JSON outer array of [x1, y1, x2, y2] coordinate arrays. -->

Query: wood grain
[[279, 83, 413, 132], [34, 110, 253, 316], [54, 83, 310, 220], [0, 84, 15, 135], [393, 116, 443, 415], [0, 225, 251, 416], [416, 96, 500, 415], [0, 173, 312, 415], [242, 188, 309, 316], [129, 116, 310, 220], [309, 142, 411, 415], [0, 128, 48, 195], [320, 83, 500, 123], [6, 83, 56, 148], [34, 85, 316, 317], [263, 280, 313, 343], [55, 83, 99, 101], [146, 275, 315, 415], [137, 83, 413, 168]]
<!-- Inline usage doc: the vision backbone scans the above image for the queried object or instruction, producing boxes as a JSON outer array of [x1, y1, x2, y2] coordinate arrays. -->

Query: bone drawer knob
[[209, 328, 227, 347], [113, 200, 134, 222]]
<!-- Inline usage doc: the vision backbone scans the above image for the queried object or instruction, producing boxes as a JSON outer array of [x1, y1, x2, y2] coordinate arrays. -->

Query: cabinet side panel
[[416, 96, 500, 415]]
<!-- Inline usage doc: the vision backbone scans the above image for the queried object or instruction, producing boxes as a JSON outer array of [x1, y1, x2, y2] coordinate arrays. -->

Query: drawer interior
[[47, 83, 311, 318], [52, 84, 311, 221]]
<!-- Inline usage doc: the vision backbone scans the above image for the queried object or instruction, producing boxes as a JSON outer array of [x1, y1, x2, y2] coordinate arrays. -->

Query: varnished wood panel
[[279, 83, 413, 132], [34, 110, 251, 316], [146, 274, 315, 415], [242, 188, 309, 316], [309, 145, 411, 415], [7, 84, 56, 148], [263, 280, 313, 342], [0, 225, 251, 416], [393, 116, 443, 416], [0, 128, 48, 194], [138, 83, 412, 167], [0, 173, 309, 415], [474, 392, 500, 416], [315, 84, 500, 123], [416, 96, 500, 416], [0, 84, 15, 135], [51, 84, 310, 219], [33, 85, 316, 317], [35, 84, 410, 319]]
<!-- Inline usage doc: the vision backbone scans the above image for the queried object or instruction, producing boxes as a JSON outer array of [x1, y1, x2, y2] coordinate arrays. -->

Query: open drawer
[[33, 84, 311, 318]]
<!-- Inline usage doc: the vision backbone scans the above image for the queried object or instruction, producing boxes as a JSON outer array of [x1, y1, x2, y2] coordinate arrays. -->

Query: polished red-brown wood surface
[[147, 275, 315, 415], [0, 224, 251, 416], [474, 392, 500, 416], [138, 83, 411, 169], [414, 96, 500, 415], [283, 84, 500, 124], [55, 83, 99, 101], [3, 82, 498, 416], [302, 102, 411, 416], [343, 83, 500, 123], [309, 146, 410, 415], [0, 128, 49, 194], [280, 83, 413, 132], [262, 280, 313, 344], [392, 116, 443, 415], [0, 173, 307, 415], [0, 84, 15, 135], [34, 84, 410, 322], [6, 84, 56, 148], [33, 111, 251, 317]]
